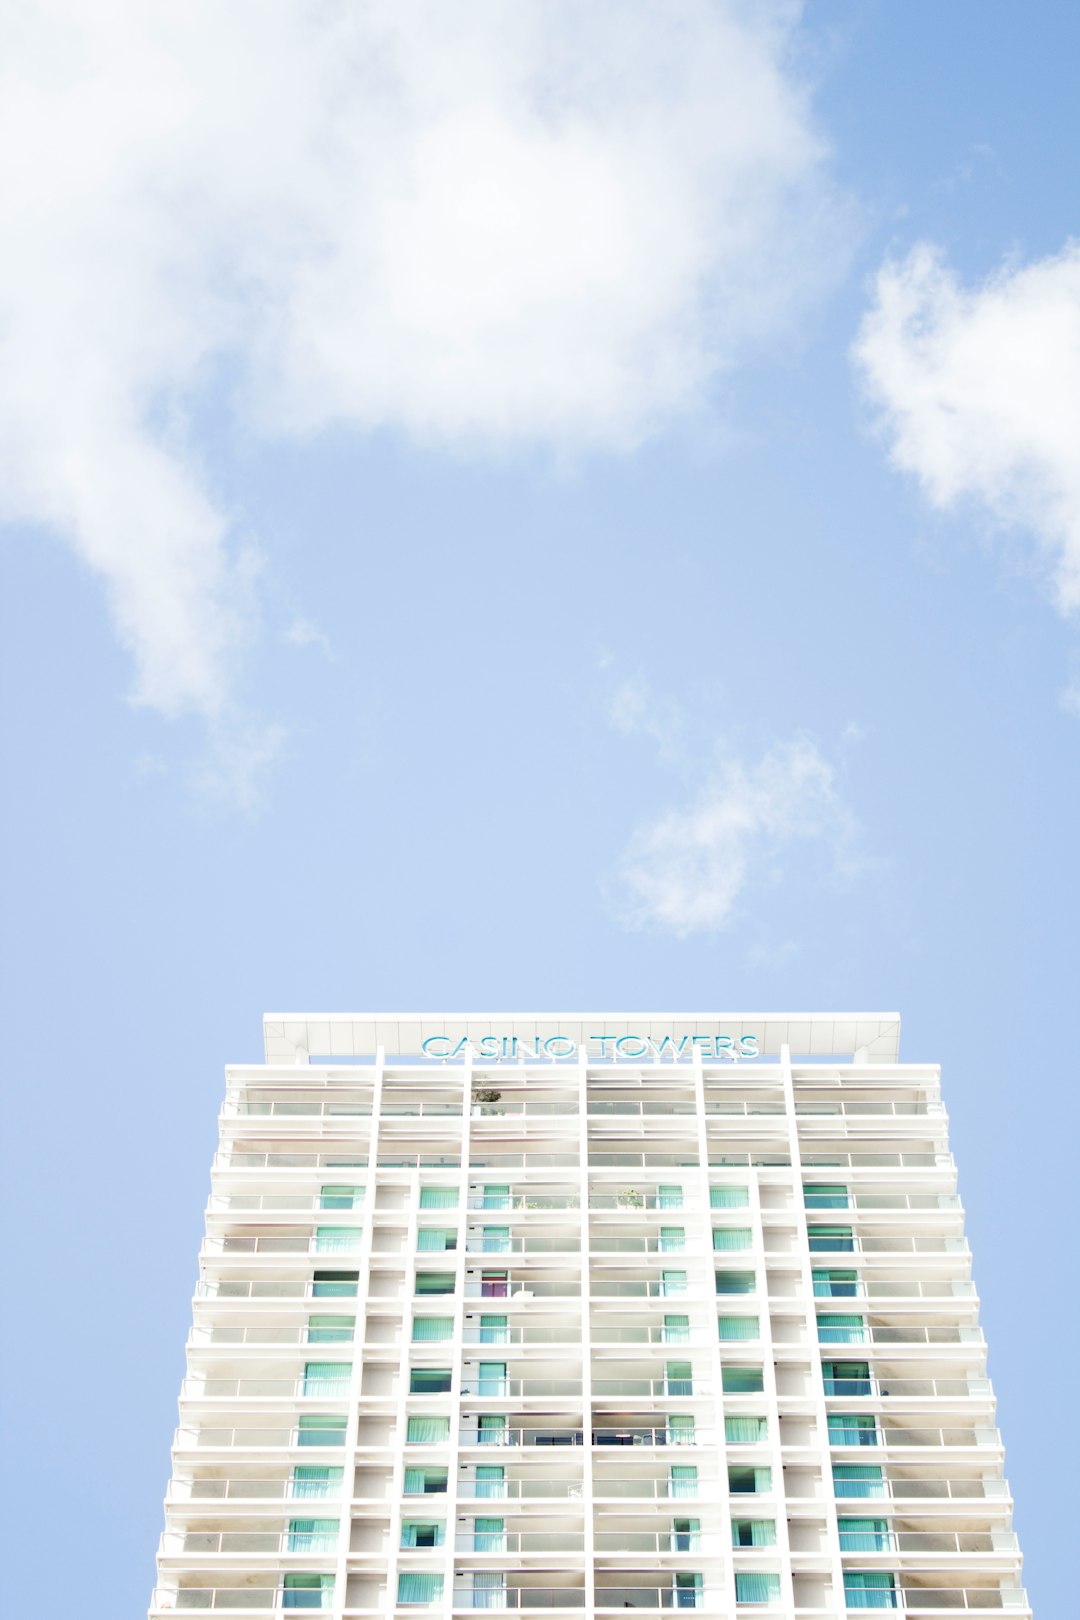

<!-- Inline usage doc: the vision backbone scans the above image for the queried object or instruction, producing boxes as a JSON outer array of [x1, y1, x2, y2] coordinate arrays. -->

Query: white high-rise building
[[151, 1013, 1030, 1618]]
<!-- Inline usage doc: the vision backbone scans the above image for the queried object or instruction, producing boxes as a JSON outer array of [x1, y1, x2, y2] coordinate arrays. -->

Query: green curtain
[[725, 1415, 768, 1443], [669, 1465, 698, 1498], [728, 1466, 772, 1493], [722, 1366, 764, 1393], [813, 1269, 859, 1298], [297, 1414, 346, 1446], [478, 1362, 508, 1396], [412, 1316, 454, 1342], [479, 1314, 509, 1344], [473, 1517, 506, 1551], [314, 1226, 361, 1252], [410, 1368, 452, 1393], [732, 1519, 777, 1547], [311, 1270, 358, 1297], [482, 1185, 511, 1209], [818, 1314, 868, 1344], [414, 1272, 455, 1294], [734, 1573, 781, 1604], [307, 1315, 355, 1344], [833, 1465, 885, 1499], [710, 1186, 750, 1208], [823, 1361, 872, 1395], [712, 1228, 752, 1250], [481, 1226, 511, 1253], [663, 1314, 691, 1344], [406, 1414, 451, 1443], [471, 1571, 507, 1608], [661, 1270, 688, 1296], [808, 1225, 854, 1252], [838, 1518, 892, 1551], [671, 1518, 700, 1551], [419, 1186, 458, 1209], [403, 1467, 447, 1494], [282, 1571, 334, 1609], [715, 1271, 755, 1294], [475, 1465, 506, 1498], [666, 1414, 695, 1444], [804, 1184, 849, 1209], [659, 1226, 686, 1252], [666, 1361, 693, 1395], [397, 1573, 444, 1605], [718, 1315, 759, 1341], [658, 1185, 684, 1209], [400, 1521, 445, 1548], [674, 1572, 703, 1607], [286, 1518, 339, 1551], [417, 1228, 456, 1251], [478, 1414, 507, 1444], [844, 1572, 897, 1609], [290, 1466, 343, 1499], [318, 1185, 363, 1209], [302, 1362, 351, 1395], [828, 1415, 878, 1446]]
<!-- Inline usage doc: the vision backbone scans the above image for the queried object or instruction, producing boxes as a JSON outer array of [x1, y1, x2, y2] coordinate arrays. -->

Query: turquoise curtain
[[658, 1185, 684, 1209], [283, 1573, 334, 1610], [397, 1573, 444, 1605], [417, 1228, 456, 1251], [838, 1518, 892, 1551], [666, 1361, 693, 1395], [478, 1362, 508, 1396], [475, 1464, 506, 1498], [712, 1228, 752, 1250], [725, 1415, 768, 1443], [718, 1315, 759, 1341], [669, 1465, 698, 1498], [479, 1314, 509, 1344], [314, 1226, 360, 1252], [710, 1186, 750, 1208], [666, 1414, 695, 1444], [482, 1185, 511, 1209], [728, 1466, 772, 1493], [311, 1271, 358, 1297], [661, 1270, 688, 1296], [482, 1226, 511, 1253], [808, 1225, 854, 1252], [302, 1362, 351, 1395], [403, 1467, 447, 1494], [674, 1572, 703, 1607], [671, 1518, 700, 1551], [406, 1414, 451, 1442], [722, 1366, 764, 1393], [844, 1573, 897, 1609], [715, 1271, 755, 1294], [471, 1571, 507, 1608], [473, 1517, 506, 1551], [804, 1184, 849, 1209], [415, 1272, 455, 1295], [290, 1466, 343, 1499], [734, 1573, 781, 1604], [287, 1518, 339, 1551], [663, 1314, 691, 1343], [307, 1315, 355, 1344], [297, 1414, 346, 1446], [833, 1465, 886, 1498], [823, 1361, 872, 1395], [813, 1269, 860, 1298], [400, 1521, 445, 1548], [828, 1415, 878, 1446], [818, 1314, 868, 1344], [419, 1186, 458, 1209], [412, 1317, 453, 1342], [319, 1186, 363, 1209], [410, 1368, 452, 1394], [659, 1227, 686, 1252], [478, 1414, 507, 1444], [732, 1519, 776, 1547]]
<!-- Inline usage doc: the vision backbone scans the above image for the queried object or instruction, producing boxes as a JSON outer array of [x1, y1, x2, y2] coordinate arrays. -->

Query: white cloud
[[855, 241, 1080, 613], [0, 1, 844, 755], [285, 618, 335, 660], [617, 735, 861, 937]]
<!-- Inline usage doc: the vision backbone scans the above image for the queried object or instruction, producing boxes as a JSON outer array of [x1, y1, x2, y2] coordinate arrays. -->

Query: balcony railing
[[823, 1378, 985, 1399], [588, 1102, 699, 1118], [214, 1152, 370, 1171], [167, 1477, 341, 1501], [182, 1378, 352, 1400], [450, 1589, 586, 1610], [591, 1379, 706, 1399], [588, 1155, 700, 1170], [795, 1100, 936, 1117], [592, 1428, 709, 1447], [152, 1590, 330, 1610], [465, 1238, 582, 1255], [468, 1195, 580, 1212], [838, 1478, 1009, 1502], [459, 1380, 583, 1398], [229, 1100, 372, 1118], [452, 1532, 586, 1553], [837, 1530, 1010, 1553], [591, 1479, 704, 1500], [459, 1427, 585, 1447], [593, 1588, 708, 1609], [885, 1589, 1026, 1611], [457, 1478, 585, 1499]]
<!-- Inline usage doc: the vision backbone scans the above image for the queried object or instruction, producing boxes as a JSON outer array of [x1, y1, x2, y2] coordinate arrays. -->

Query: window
[[663, 1314, 691, 1344], [412, 1317, 454, 1343], [711, 1186, 750, 1209], [481, 1271, 508, 1298], [290, 1466, 343, 1500], [666, 1361, 693, 1396], [286, 1518, 338, 1552], [725, 1415, 768, 1443], [661, 1270, 688, 1297], [723, 1366, 764, 1394], [478, 1361, 508, 1396], [314, 1226, 361, 1253], [302, 1362, 351, 1396], [732, 1520, 776, 1547], [481, 1226, 511, 1253], [674, 1572, 703, 1608], [410, 1368, 452, 1394], [668, 1465, 698, 1498], [718, 1316, 759, 1341], [283, 1573, 334, 1610], [843, 1572, 898, 1609], [415, 1272, 455, 1295], [817, 1314, 868, 1345], [297, 1414, 346, 1447], [734, 1572, 781, 1604], [403, 1467, 448, 1495], [808, 1225, 855, 1253], [666, 1414, 695, 1444], [838, 1518, 893, 1551], [471, 1572, 507, 1608], [671, 1518, 700, 1551], [319, 1185, 363, 1210], [419, 1186, 458, 1209], [472, 1517, 507, 1551], [658, 1185, 684, 1210], [729, 1466, 772, 1494], [306, 1315, 355, 1344], [481, 1185, 511, 1210], [822, 1360, 872, 1396], [804, 1183, 849, 1209], [478, 1413, 508, 1444], [417, 1228, 457, 1252], [715, 1271, 756, 1295], [659, 1226, 686, 1252], [713, 1227, 752, 1251], [401, 1521, 445, 1549], [813, 1269, 860, 1298], [397, 1573, 444, 1605], [474, 1464, 506, 1498], [479, 1314, 509, 1344], [833, 1465, 886, 1499], [828, 1414, 878, 1447], [311, 1270, 358, 1298], [406, 1415, 451, 1443]]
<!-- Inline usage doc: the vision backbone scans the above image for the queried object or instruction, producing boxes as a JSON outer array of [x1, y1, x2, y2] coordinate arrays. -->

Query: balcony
[[450, 1587, 586, 1611]]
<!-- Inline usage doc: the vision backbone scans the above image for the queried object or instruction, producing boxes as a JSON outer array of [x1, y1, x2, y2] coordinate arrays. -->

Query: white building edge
[[151, 1011, 1029, 1617]]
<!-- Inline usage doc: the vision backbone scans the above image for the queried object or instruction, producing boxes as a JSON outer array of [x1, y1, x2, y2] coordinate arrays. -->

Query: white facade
[[151, 1012, 1030, 1618]]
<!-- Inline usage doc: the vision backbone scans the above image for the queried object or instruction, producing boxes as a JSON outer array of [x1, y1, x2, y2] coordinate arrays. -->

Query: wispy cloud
[[855, 241, 1080, 617], [285, 618, 335, 660], [0, 2, 847, 775]]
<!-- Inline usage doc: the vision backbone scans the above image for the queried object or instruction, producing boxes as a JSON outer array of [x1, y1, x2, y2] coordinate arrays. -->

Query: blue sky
[[1, 2, 1077, 1612]]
